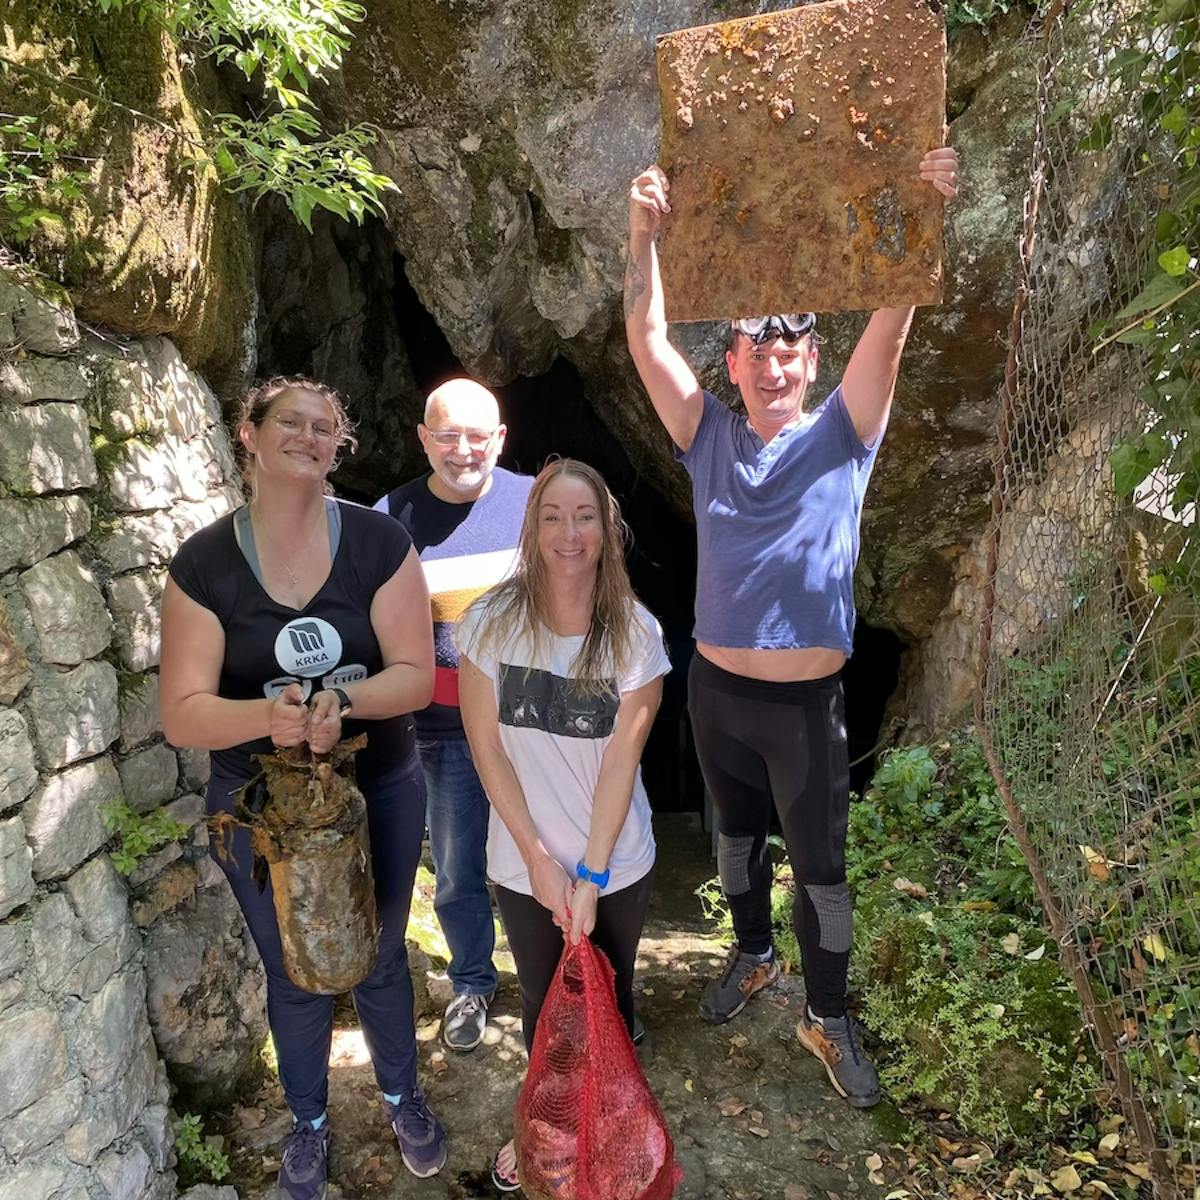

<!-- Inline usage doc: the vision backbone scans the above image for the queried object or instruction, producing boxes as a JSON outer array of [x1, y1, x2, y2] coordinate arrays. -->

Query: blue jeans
[[208, 752, 426, 1121], [420, 736, 498, 998]]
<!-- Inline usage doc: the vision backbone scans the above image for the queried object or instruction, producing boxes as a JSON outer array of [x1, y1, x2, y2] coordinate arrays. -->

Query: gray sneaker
[[278, 1119, 329, 1200], [442, 991, 491, 1052], [796, 1007, 882, 1107], [699, 945, 780, 1024]]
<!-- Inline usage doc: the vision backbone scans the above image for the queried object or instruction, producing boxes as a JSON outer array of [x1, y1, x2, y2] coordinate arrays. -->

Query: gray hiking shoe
[[442, 991, 491, 1052], [278, 1119, 329, 1200], [796, 1007, 882, 1108], [699, 945, 780, 1024]]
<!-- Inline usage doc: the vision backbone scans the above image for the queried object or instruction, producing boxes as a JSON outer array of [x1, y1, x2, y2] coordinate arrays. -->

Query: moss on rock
[[0, 1, 255, 390]]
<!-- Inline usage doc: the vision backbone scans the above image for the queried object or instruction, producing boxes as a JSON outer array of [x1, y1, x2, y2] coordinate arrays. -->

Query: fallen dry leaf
[[784, 1187, 810, 1200], [866, 1154, 884, 1171], [684, 1078, 694, 1092], [1050, 1164, 1082, 1193], [729, 1033, 750, 1049], [935, 1135, 964, 1156], [1085, 1183, 1116, 1198], [1142, 932, 1171, 962], [643, 987, 656, 996], [1001, 932, 1021, 955], [748, 1124, 769, 1138], [718, 1097, 749, 1117], [1097, 1114, 1124, 1135], [869, 1171, 886, 1186], [1125, 1162, 1152, 1181], [1025, 942, 1048, 961], [1097, 1132, 1120, 1153], [1070, 1151, 1098, 1166], [893, 877, 929, 899]]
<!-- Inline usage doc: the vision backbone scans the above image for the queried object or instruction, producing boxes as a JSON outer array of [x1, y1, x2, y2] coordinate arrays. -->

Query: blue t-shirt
[[374, 467, 533, 738], [674, 386, 880, 656]]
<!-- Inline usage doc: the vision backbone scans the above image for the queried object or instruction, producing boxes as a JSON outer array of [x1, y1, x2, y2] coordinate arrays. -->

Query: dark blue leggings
[[207, 752, 426, 1120]]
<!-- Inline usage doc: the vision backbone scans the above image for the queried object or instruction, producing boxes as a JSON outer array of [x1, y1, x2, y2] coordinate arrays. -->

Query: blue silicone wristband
[[575, 860, 610, 890]]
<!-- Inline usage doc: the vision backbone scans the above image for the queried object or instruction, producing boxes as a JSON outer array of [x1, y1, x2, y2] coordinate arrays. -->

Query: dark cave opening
[[290, 250, 905, 811]]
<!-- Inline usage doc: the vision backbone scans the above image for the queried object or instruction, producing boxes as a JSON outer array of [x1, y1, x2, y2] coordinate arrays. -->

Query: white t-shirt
[[455, 599, 671, 897]]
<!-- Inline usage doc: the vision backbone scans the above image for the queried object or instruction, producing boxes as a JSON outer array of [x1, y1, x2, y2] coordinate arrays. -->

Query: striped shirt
[[375, 467, 533, 738]]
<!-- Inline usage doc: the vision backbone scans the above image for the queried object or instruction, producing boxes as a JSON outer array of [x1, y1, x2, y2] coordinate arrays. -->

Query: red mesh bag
[[514, 936, 682, 1200]]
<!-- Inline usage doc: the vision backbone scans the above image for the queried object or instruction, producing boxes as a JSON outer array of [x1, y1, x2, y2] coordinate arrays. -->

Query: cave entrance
[[370, 256, 902, 813]]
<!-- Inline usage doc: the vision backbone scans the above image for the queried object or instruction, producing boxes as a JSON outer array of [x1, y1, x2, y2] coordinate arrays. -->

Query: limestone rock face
[[304, 5, 1036, 639], [143, 881, 268, 1108], [0, 710, 38, 811], [26, 660, 120, 770], [24, 757, 120, 881], [0, 497, 91, 576], [19, 552, 113, 666], [0, 404, 97, 496], [0, 4, 255, 388]]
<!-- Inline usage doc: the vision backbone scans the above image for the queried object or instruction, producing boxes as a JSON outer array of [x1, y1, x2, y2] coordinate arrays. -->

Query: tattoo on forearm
[[623, 251, 647, 319]]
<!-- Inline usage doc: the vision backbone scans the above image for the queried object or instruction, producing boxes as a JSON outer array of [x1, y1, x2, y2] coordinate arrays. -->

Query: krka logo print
[[274, 617, 343, 677]]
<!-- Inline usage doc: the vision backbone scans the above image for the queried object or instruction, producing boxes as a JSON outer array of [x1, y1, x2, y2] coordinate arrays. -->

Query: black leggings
[[688, 653, 851, 1017], [494, 871, 654, 1052]]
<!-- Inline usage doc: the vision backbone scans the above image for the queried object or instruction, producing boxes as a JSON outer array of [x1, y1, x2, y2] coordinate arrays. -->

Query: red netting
[[514, 937, 682, 1200]]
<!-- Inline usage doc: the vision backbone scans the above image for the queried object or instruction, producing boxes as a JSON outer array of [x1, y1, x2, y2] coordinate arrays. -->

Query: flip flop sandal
[[490, 1147, 521, 1193]]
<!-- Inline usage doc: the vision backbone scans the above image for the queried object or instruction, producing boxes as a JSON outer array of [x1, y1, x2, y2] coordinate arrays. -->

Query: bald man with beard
[[375, 379, 534, 1052]]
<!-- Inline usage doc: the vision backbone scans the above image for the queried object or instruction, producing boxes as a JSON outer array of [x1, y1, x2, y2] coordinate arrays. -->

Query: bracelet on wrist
[[575, 860, 610, 890]]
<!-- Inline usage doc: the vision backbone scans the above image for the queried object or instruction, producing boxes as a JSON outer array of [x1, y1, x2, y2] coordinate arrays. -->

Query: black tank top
[[169, 499, 416, 780]]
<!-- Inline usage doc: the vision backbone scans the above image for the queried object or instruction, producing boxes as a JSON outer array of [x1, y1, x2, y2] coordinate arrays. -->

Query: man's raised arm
[[624, 166, 705, 453], [841, 146, 960, 446]]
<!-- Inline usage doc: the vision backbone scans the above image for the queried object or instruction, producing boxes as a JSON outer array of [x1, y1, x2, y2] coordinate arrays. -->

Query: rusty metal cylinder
[[269, 815, 379, 994]]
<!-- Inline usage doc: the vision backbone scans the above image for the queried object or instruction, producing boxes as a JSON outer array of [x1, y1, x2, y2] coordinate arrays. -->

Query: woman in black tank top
[[160, 377, 449, 1191]]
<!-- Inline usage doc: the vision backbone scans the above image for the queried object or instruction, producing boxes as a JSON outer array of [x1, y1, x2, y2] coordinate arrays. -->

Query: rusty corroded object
[[656, 0, 947, 320], [214, 735, 379, 994]]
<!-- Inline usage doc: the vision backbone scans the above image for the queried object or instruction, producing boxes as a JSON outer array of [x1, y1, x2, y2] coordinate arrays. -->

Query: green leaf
[[1161, 103, 1189, 137], [1110, 442, 1152, 497], [1158, 246, 1193, 276], [1079, 115, 1113, 152], [1046, 99, 1075, 126], [1113, 272, 1190, 321]]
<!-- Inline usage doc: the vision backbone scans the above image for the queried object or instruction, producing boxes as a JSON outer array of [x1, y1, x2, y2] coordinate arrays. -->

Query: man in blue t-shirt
[[375, 379, 533, 1051], [624, 149, 959, 1107]]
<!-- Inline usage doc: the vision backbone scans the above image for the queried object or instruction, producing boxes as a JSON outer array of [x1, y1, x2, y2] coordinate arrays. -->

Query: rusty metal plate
[[656, 0, 947, 321]]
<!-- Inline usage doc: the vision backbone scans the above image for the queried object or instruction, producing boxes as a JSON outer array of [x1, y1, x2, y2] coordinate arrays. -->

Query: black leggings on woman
[[495, 871, 654, 1052], [688, 653, 852, 1018]]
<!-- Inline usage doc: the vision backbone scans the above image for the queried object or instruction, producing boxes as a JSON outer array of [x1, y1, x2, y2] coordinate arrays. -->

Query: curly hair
[[468, 458, 638, 696], [236, 375, 358, 492]]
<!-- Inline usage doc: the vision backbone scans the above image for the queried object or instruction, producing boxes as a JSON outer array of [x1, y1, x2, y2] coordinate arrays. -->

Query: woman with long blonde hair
[[456, 459, 670, 1191]]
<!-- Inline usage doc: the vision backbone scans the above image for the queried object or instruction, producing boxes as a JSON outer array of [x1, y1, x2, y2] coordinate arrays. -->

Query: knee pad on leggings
[[801, 881, 852, 954], [717, 833, 755, 896]]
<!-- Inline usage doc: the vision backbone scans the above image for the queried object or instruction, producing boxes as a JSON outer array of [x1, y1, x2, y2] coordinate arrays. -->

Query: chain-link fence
[[976, 1, 1199, 1197]]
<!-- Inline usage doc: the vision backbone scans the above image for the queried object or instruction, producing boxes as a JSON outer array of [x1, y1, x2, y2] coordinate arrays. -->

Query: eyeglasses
[[270, 412, 337, 440], [731, 313, 817, 345], [425, 427, 498, 450]]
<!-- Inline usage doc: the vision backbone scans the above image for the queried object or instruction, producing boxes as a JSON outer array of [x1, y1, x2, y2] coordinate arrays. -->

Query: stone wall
[[0, 268, 266, 1200]]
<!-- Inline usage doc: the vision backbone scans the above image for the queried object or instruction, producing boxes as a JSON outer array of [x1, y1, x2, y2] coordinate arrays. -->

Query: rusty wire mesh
[[976, 1, 1198, 1196]]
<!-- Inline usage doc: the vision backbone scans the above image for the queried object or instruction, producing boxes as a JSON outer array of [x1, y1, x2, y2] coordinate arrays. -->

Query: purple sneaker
[[278, 1119, 329, 1200], [384, 1088, 447, 1178]]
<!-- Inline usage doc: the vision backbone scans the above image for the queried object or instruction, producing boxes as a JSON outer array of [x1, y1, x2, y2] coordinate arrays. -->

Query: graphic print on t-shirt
[[273, 616, 343, 678], [498, 664, 617, 739]]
